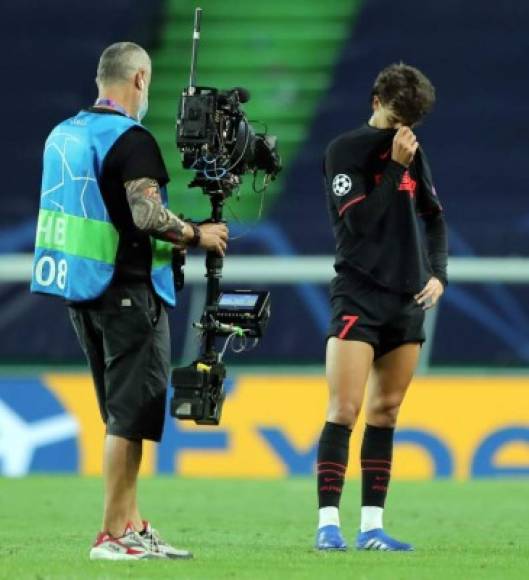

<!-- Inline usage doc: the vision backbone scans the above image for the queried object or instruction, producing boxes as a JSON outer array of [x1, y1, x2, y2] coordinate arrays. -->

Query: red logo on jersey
[[374, 171, 417, 199], [379, 148, 391, 160], [398, 171, 417, 199]]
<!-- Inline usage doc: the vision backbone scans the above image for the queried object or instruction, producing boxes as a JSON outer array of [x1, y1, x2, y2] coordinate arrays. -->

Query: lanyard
[[94, 98, 130, 118]]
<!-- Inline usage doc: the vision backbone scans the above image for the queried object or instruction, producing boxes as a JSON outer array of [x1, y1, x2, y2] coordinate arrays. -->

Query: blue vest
[[30, 110, 176, 306]]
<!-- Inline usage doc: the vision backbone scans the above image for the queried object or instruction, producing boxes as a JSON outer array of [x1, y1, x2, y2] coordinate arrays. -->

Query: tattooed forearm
[[125, 178, 188, 244]]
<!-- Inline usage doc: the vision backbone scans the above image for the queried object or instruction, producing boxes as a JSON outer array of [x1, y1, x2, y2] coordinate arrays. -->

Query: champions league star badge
[[332, 174, 352, 196]]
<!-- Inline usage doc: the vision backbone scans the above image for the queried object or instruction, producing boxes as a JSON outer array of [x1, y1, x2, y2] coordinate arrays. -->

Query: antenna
[[188, 7, 202, 95]]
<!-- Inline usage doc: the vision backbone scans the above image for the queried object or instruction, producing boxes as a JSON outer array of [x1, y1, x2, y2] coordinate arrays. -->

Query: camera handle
[[168, 188, 228, 425], [202, 190, 225, 361]]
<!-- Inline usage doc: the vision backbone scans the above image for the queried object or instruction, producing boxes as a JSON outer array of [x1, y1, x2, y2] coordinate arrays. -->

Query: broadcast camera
[[170, 7, 280, 425], [177, 85, 281, 194]]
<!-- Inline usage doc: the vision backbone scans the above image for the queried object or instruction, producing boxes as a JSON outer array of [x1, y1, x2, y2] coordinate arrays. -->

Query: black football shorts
[[328, 271, 425, 359], [69, 282, 170, 442]]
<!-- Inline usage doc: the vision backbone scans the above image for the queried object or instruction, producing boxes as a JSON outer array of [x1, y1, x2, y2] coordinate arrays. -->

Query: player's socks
[[315, 422, 351, 550], [318, 506, 340, 528], [357, 425, 413, 550], [317, 421, 352, 515], [360, 424, 394, 531], [360, 506, 383, 532]]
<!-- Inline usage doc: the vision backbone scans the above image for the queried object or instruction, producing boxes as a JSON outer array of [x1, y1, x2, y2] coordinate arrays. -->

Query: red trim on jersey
[[338, 195, 366, 217]]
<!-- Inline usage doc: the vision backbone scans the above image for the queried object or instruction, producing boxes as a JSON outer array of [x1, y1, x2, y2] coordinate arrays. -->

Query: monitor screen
[[219, 293, 259, 309]]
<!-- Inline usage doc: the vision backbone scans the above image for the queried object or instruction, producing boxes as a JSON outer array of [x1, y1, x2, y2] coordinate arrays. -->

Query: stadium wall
[[2, 374, 529, 480]]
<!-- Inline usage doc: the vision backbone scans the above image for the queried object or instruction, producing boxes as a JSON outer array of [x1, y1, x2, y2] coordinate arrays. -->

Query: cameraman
[[31, 42, 228, 560]]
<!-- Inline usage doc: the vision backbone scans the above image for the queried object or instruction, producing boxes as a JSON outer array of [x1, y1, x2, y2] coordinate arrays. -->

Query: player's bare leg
[[315, 338, 373, 550], [356, 342, 420, 551], [326, 338, 374, 427], [366, 342, 420, 428]]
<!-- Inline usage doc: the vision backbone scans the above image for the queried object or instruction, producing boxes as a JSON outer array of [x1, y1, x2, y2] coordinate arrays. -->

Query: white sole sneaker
[[90, 527, 158, 561], [89, 546, 153, 561], [141, 521, 193, 560]]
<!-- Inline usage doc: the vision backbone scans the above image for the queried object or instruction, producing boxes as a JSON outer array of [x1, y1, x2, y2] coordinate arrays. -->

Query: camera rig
[[170, 7, 280, 425]]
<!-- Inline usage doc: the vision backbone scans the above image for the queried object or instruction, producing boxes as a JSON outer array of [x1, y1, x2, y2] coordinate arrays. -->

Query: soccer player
[[315, 63, 447, 551]]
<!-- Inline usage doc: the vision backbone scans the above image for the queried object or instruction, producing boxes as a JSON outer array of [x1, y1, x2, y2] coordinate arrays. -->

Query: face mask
[[137, 91, 149, 122]]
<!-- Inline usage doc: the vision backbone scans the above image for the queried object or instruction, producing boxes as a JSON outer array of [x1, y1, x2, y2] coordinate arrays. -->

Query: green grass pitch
[[1, 477, 528, 579]]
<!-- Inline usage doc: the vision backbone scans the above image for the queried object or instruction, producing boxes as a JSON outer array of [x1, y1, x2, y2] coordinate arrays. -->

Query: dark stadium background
[[1, 0, 528, 367]]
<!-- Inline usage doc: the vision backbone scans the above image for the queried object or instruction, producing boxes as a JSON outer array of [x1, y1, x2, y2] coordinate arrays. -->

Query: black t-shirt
[[324, 124, 447, 294], [91, 108, 170, 282]]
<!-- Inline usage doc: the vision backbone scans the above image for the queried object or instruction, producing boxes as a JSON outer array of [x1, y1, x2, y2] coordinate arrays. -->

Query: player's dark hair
[[372, 63, 435, 126]]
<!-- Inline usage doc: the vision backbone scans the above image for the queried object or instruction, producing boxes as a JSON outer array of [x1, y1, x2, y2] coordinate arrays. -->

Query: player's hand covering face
[[392, 127, 418, 168]]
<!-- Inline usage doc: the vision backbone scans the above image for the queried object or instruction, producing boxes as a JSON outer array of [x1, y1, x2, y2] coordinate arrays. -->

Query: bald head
[[96, 42, 151, 88]]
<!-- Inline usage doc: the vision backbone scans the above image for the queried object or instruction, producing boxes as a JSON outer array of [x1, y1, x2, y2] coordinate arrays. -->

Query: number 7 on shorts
[[338, 315, 359, 339]]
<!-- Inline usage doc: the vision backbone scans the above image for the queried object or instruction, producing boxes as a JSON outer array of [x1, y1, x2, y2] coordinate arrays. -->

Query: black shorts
[[69, 282, 170, 442], [328, 271, 425, 359]]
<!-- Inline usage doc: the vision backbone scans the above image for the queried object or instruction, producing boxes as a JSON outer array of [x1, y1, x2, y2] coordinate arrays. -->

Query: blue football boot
[[356, 528, 413, 551], [315, 525, 348, 551]]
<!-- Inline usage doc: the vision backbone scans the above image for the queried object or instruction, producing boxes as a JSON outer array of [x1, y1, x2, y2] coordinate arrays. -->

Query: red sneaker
[[89, 525, 155, 560]]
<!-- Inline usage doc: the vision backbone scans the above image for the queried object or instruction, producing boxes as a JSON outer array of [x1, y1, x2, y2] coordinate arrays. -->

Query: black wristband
[[188, 222, 201, 248]]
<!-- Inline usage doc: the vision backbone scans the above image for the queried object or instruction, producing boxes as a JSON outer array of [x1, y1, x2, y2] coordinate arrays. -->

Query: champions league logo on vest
[[30, 111, 175, 305]]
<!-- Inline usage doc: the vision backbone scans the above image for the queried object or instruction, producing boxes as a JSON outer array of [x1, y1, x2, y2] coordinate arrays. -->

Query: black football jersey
[[324, 124, 447, 294]]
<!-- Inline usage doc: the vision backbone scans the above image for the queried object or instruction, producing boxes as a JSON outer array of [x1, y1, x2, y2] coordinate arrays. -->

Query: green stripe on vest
[[36, 209, 174, 267], [152, 239, 174, 269], [35, 209, 118, 263]]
